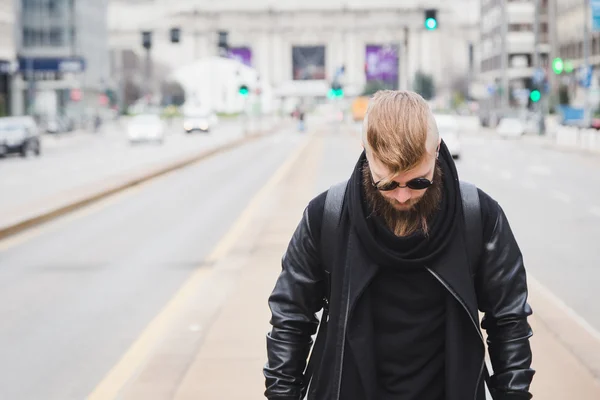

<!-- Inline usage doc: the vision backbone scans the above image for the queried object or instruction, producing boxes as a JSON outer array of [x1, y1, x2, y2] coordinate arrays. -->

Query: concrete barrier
[[554, 125, 600, 154]]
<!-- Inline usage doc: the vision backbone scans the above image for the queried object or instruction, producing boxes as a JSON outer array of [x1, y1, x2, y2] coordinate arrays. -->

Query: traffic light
[[142, 31, 152, 50], [238, 84, 249, 96], [170, 27, 181, 43], [552, 57, 564, 75], [218, 31, 229, 56], [565, 60, 574, 73], [530, 89, 541, 103], [424, 9, 438, 31], [328, 82, 344, 98]]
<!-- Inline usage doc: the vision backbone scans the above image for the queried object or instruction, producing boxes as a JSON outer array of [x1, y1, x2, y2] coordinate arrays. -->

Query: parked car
[[183, 111, 217, 133], [496, 117, 525, 138], [434, 114, 461, 159], [0, 116, 41, 158], [127, 114, 166, 144]]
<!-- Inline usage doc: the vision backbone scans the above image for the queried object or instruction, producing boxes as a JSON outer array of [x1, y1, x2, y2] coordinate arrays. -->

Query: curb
[[0, 124, 286, 241]]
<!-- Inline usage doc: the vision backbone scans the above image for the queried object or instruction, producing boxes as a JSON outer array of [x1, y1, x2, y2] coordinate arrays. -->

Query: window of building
[[509, 24, 533, 32], [292, 46, 326, 80], [49, 27, 63, 46]]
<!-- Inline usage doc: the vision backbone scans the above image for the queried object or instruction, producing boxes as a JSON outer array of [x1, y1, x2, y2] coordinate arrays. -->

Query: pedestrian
[[264, 90, 534, 400], [296, 106, 306, 132]]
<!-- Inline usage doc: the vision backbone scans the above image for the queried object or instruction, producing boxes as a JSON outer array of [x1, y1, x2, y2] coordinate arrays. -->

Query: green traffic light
[[425, 18, 438, 30], [565, 60, 574, 73], [552, 58, 564, 75], [530, 90, 541, 103], [328, 88, 344, 98], [239, 85, 249, 96]]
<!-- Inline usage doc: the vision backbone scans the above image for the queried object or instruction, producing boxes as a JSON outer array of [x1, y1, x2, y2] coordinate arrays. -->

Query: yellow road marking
[[87, 135, 313, 400]]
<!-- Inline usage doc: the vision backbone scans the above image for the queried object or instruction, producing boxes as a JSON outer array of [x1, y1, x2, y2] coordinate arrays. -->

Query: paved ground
[[0, 116, 280, 230], [0, 123, 599, 399]]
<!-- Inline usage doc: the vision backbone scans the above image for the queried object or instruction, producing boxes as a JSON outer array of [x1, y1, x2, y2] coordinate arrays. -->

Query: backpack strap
[[302, 180, 348, 398], [460, 180, 495, 397], [321, 180, 349, 273], [460, 180, 483, 277]]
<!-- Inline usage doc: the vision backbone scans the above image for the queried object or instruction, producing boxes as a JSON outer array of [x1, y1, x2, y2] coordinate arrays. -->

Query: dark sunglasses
[[372, 176, 434, 191]]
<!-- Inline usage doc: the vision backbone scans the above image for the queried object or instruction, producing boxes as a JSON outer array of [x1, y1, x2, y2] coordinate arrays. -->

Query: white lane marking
[[590, 206, 600, 218], [529, 275, 600, 343], [499, 170, 512, 180], [528, 164, 552, 176], [551, 190, 572, 203]]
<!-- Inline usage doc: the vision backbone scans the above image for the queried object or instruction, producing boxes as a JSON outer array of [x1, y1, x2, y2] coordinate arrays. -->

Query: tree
[[160, 80, 186, 106], [362, 80, 392, 96], [124, 80, 141, 107], [413, 71, 435, 100]]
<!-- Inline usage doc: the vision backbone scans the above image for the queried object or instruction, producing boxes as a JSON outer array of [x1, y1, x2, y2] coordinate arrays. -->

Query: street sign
[[533, 68, 544, 84], [592, 0, 600, 31], [579, 65, 593, 88]]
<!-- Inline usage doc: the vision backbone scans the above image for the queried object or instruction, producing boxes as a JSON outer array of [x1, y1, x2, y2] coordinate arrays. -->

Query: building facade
[[0, 0, 16, 116], [109, 0, 477, 106], [479, 0, 550, 109], [554, 0, 600, 109], [13, 0, 109, 120]]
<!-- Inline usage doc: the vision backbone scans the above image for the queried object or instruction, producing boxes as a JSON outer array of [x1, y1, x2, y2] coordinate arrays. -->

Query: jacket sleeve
[[476, 201, 535, 400], [264, 206, 327, 400]]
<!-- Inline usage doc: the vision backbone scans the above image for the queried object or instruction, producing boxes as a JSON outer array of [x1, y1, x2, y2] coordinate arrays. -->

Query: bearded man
[[264, 90, 534, 400]]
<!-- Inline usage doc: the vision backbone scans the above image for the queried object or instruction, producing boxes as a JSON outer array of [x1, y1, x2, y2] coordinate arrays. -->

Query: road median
[[0, 121, 288, 241]]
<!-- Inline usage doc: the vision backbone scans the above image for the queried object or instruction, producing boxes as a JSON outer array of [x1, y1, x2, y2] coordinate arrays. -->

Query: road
[[0, 125, 599, 399], [457, 134, 600, 332], [0, 130, 303, 400], [0, 117, 275, 229]]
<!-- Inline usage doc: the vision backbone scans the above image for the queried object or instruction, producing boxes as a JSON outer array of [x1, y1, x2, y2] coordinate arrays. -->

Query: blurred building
[[0, 0, 16, 116], [12, 0, 110, 122], [478, 0, 550, 110], [553, 0, 600, 109], [109, 0, 477, 108], [108, 47, 171, 111]]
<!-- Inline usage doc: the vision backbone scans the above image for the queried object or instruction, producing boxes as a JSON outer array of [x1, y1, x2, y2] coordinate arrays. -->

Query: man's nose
[[392, 187, 412, 204]]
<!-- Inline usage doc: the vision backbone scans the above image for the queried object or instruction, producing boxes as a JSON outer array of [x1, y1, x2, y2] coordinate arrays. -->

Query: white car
[[434, 114, 461, 159], [496, 117, 525, 138], [127, 114, 166, 144], [183, 112, 218, 134]]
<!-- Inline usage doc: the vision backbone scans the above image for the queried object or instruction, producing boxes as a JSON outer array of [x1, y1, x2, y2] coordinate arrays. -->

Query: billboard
[[293, 46, 326, 80], [229, 47, 252, 67], [365, 45, 399, 89]]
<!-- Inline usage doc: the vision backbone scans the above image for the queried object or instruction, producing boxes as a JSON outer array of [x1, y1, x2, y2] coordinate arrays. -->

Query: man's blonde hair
[[362, 90, 439, 176]]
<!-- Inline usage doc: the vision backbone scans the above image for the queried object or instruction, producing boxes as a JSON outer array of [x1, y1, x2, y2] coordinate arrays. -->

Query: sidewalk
[[116, 132, 600, 399]]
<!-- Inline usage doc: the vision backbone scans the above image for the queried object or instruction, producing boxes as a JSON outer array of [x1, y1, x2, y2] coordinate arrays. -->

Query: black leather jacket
[[264, 189, 534, 400]]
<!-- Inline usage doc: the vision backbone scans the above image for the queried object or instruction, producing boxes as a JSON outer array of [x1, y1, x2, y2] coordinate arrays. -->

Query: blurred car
[[496, 117, 525, 138], [45, 116, 73, 134], [434, 114, 461, 159], [183, 112, 216, 133], [0, 116, 41, 158], [127, 114, 165, 144]]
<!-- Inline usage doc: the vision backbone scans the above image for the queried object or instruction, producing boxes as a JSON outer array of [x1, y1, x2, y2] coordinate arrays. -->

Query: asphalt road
[[457, 133, 600, 332], [0, 126, 598, 399], [0, 118, 262, 225], [0, 130, 303, 400]]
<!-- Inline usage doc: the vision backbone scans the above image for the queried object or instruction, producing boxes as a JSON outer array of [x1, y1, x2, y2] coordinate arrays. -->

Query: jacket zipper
[[426, 267, 486, 400]]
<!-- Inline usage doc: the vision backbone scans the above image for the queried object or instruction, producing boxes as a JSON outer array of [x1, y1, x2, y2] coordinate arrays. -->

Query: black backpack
[[302, 180, 492, 398]]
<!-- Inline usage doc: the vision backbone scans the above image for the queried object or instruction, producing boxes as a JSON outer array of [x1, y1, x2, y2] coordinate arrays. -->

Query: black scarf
[[346, 141, 461, 269]]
